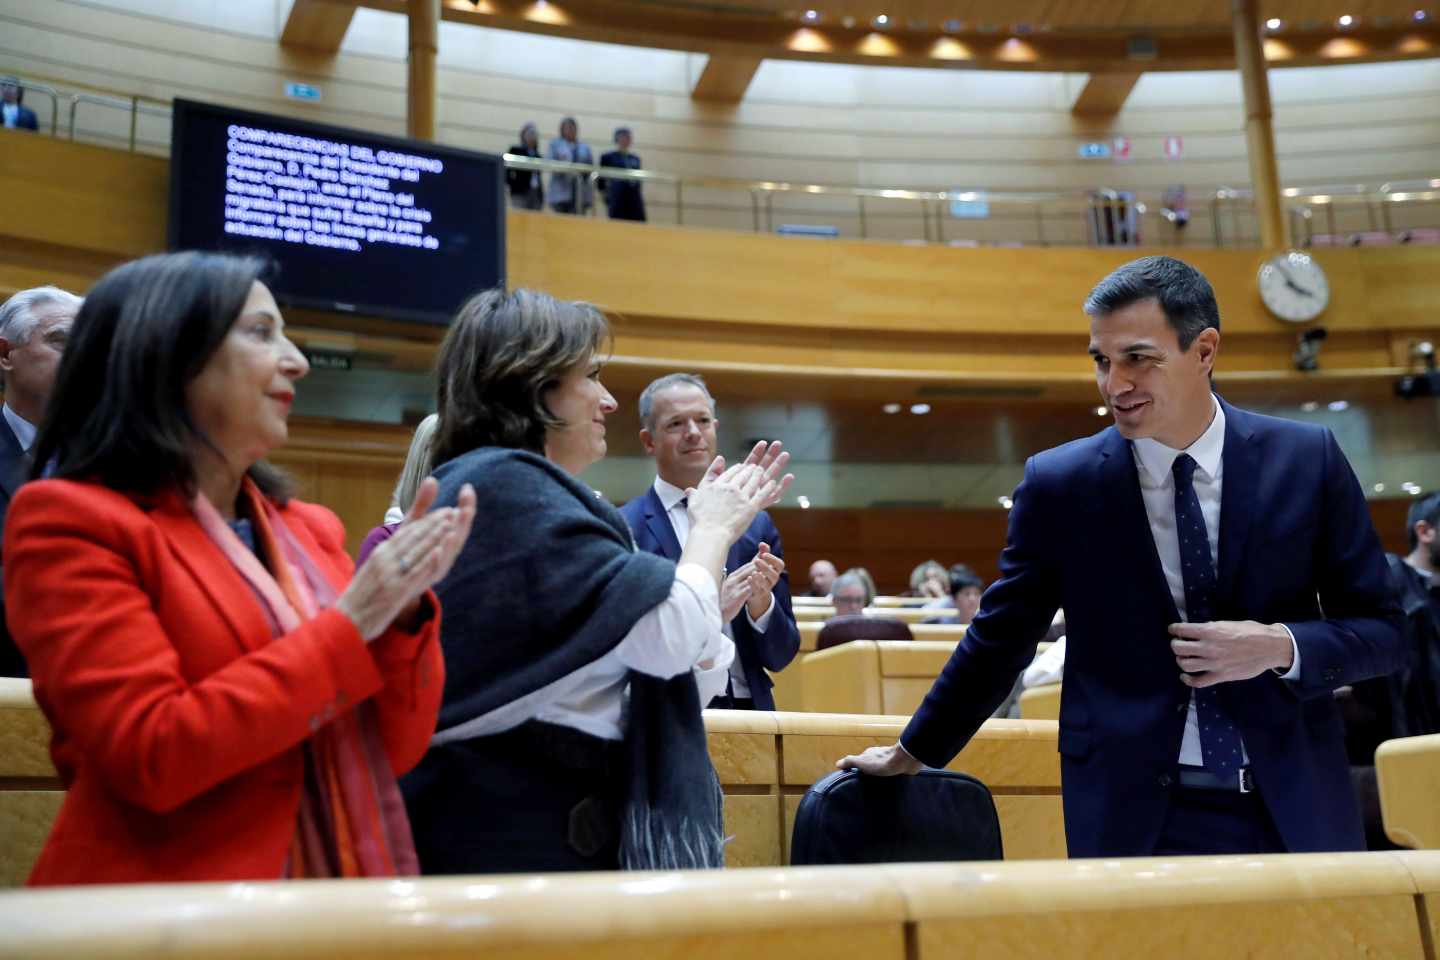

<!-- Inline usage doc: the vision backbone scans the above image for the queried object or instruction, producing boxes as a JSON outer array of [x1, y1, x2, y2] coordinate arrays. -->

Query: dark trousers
[[709, 694, 755, 710], [1152, 787, 1287, 856], [401, 721, 624, 875]]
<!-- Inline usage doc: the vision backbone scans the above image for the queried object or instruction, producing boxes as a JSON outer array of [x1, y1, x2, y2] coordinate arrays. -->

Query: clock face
[[1257, 251, 1329, 324]]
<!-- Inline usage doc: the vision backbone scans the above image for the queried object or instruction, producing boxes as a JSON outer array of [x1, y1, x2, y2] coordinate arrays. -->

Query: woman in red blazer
[[3, 251, 475, 885]]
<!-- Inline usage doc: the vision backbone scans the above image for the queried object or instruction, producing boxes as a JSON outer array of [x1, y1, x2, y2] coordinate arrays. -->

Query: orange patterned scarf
[[192, 478, 419, 878]]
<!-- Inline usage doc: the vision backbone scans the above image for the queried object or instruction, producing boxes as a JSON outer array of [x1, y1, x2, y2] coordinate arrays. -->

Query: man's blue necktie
[[1172, 453, 1243, 778]]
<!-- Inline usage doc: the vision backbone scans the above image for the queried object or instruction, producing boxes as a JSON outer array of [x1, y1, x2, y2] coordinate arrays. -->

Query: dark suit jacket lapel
[[149, 491, 273, 653], [0, 422, 26, 503], [641, 486, 683, 561], [1098, 427, 1180, 623], [1216, 399, 1259, 611]]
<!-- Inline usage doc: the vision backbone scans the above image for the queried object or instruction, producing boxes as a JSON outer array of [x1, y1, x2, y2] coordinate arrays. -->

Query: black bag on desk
[[790, 768, 1003, 865]]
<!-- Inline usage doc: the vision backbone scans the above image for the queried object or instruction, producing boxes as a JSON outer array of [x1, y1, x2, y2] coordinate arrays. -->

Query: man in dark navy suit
[[620, 374, 801, 710], [841, 256, 1404, 857], [0, 285, 81, 677]]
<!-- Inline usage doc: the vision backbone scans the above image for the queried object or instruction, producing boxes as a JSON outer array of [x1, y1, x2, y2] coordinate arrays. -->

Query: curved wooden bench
[[1, 852, 1435, 959], [0, 678, 62, 888], [1376, 732, 1440, 850], [1017, 683, 1061, 720]]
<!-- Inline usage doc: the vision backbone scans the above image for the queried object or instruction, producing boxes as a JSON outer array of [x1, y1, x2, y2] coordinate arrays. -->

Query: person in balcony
[[6, 251, 475, 885], [546, 116, 594, 216], [1, 77, 38, 131], [506, 122, 544, 211], [599, 127, 646, 222]]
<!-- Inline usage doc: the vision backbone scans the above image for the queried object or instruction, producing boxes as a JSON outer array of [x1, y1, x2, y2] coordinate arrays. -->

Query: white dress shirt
[[653, 476, 773, 698], [3, 404, 37, 452], [431, 513, 735, 746], [2, 103, 18, 129], [1131, 395, 1300, 766]]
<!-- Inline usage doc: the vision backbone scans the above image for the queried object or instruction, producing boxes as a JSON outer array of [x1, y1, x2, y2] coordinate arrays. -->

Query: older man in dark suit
[[620, 373, 800, 710], [841, 256, 1404, 857], [0, 286, 81, 676]]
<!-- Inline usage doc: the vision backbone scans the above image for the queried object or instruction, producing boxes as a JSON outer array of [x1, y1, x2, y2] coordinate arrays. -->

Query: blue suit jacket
[[902, 399, 1404, 857], [0, 422, 29, 676], [619, 486, 801, 710]]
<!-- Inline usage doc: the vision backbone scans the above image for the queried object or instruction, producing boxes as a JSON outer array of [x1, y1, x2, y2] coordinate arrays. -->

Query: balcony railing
[[9, 73, 1438, 251]]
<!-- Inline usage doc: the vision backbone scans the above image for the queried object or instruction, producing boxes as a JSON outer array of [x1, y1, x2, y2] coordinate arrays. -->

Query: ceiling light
[[797, 495, 812, 509], [909, 403, 931, 415], [998, 495, 1013, 510], [1373, 483, 1386, 493], [1403, 482, 1422, 495], [1094, 405, 1109, 416], [1415, 10, 1429, 21], [1300, 401, 1320, 412], [873, 14, 889, 27], [943, 18, 963, 31], [1266, 17, 1283, 29], [1328, 400, 1350, 411], [1338, 14, 1355, 26], [802, 9, 819, 21], [841, 15, 855, 27], [882, 402, 902, 414]]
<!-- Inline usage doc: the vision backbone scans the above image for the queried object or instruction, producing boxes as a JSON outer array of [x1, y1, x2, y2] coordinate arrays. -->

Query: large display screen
[[168, 98, 504, 325]]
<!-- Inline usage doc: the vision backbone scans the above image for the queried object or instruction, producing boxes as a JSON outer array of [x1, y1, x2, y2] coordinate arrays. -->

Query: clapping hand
[[337, 478, 477, 641]]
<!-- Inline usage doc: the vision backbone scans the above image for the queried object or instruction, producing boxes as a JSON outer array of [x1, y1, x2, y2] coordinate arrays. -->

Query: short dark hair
[[1407, 491, 1440, 551], [1082, 256, 1220, 351], [432, 287, 609, 466], [949, 564, 984, 595], [32, 252, 291, 501]]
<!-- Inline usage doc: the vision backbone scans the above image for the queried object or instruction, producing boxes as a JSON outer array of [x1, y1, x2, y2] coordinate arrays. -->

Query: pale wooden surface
[[3, 853, 1437, 959], [1376, 733, 1440, 849], [1018, 683, 1062, 721]]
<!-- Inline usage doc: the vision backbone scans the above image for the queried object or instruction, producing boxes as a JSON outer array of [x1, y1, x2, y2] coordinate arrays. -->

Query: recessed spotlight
[[1266, 17, 1283, 29], [1094, 405, 1109, 416], [943, 18, 963, 31], [873, 14, 889, 27], [882, 402, 902, 414], [998, 495, 1014, 510], [841, 15, 856, 27], [802, 8, 819, 21], [1374, 482, 1387, 493], [909, 403, 931, 415], [1415, 10, 1429, 21], [1328, 400, 1350, 411], [1338, 14, 1355, 26], [1300, 401, 1320, 412], [797, 495, 812, 509]]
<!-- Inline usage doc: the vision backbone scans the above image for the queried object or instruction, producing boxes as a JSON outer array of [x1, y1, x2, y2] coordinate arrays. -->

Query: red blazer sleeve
[[289, 501, 445, 775], [3, 481, 430, 813]]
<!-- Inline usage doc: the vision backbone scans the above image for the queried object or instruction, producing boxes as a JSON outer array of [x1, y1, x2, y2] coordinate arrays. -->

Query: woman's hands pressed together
[[337, 478, 477, 641]]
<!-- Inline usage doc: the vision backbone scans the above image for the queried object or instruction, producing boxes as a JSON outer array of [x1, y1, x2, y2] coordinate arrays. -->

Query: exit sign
[[284, 81, 322, 102]]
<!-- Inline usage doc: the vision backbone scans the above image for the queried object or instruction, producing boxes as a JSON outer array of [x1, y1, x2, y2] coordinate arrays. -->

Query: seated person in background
[[0, 284, 82, 678], [1023, 635, 1066, 689], [844, 565, 878, 605], [505, 122, 544, 211], [1340, 491, 1440, 848], [359, 413, 439, 566], [1, 76, 38, 131], [400, 287, 791, 875], [905, 559, 949, 599], [924, 564, 983, 621], [927, 567, 985, 625], [599, 127, 646, 222], [807, 559, 836, 597], [6, 251, 473, 885], [817, 572, 913, 650]]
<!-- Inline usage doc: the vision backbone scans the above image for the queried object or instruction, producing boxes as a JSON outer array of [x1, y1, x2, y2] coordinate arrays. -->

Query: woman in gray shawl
[[401, 287, 791, 874]]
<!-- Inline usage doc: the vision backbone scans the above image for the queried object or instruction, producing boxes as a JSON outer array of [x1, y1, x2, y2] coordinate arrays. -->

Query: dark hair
[[30, 251, 291, 501], [949, 564, 984, 595], [614, 127, 631, 143], [1082, 255, 1220, 351], [1407, 491, 1440, 551], [432, 287, 609, 466]]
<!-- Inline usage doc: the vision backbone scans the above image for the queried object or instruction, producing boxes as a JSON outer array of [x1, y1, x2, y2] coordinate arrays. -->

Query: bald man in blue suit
[[841, 257, 1404, 857], [620, 374, 800, 710]]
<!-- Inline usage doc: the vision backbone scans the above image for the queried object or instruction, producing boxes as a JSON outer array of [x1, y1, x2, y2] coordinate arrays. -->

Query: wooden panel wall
[[2, 0, 1438, 242]]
